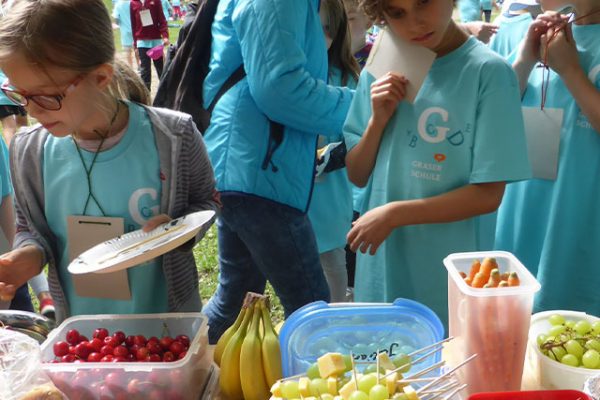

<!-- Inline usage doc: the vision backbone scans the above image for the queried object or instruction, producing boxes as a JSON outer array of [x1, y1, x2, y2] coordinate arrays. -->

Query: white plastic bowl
[[527, 310, 600, 390]]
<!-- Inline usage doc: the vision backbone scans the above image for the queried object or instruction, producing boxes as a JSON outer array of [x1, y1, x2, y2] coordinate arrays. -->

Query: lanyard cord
[[72, 101, 121, 216], [540, 8, 600, 109]]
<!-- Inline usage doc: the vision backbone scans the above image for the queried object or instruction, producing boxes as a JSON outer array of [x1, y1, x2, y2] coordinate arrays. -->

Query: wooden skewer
[[441, 383, 468, 400], [376, 348, 381, 384], [417, 354, 477, 394], [383, 347, 443, 379], [408, 337, 455, 358], [420, 379, 459, 395], [350, 351, 359, 391], [404, 360, 446, 380], [397, 377, 439, 384]]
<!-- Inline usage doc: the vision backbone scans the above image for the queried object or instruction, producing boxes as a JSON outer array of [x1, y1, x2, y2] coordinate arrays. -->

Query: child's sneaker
[[40, 298, 55, 321]]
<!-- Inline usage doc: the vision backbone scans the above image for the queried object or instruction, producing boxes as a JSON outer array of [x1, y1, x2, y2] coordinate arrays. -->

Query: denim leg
[[203, 213, 267, 344], [204, 195, 330, 343]]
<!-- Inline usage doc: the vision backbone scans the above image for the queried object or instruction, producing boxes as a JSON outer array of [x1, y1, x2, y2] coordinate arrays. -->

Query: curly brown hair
[[358, 0, 389, 24]]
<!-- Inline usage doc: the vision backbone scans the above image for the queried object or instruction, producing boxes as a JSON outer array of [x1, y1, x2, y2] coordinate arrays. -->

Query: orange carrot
[[468, 259, 481, 281], [498, 281, 509, 288], [479, 257, 497, 283], [508, 272, 520, 287], [464, 277, 472, 286], [487, 269, 501, 287], [459, 271, 467, 279], [472, 272, 487, 288], [500, 272, 510, 281]]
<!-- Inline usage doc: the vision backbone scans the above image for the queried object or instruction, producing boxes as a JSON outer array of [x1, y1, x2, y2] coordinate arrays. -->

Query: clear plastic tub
[[526, 310, 600, 391], [40, 313, 211, 400], [444, 251, 541, 396], [279, 299, 444, 377]]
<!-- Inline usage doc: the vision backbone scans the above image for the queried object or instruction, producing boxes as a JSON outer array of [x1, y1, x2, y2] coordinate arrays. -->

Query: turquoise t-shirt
[[43, 102, 168, 316], [137, 39, 163, 49], [161, 0, 172, 19], [489, 13, 533, 59], [172, 0, 181, 6], [0, 139, 12, 198], [459, 0, 482, 22], [113, 0, 134, 48], [343, 37, 531, 325], [308, 69, 355, 254], [495, 62, 571, 278], [480, 0, 492, 11], [499, 24, 600, 315], [0, 69, 16, 106]]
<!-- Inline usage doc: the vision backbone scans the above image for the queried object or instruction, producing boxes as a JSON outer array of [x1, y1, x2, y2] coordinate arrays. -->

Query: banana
[[219, 304, 253, 399], [260, 299, 283, 387], [240, 302, 271, 400], [214, 306, 247, 366]]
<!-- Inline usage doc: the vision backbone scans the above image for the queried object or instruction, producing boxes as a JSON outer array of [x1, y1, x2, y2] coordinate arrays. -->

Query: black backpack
[[153, 0, 245, 133]]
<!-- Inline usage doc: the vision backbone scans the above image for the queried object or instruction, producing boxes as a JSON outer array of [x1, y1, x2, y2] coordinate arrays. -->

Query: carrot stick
[[464, 277, 472, 286], [487, 269, 501, 288], [508, 272, 520, 287], [468, 259, 481, 281], [498, 281, 509, 288], [471, 272, 487, 288], [479, 257, 497, 283]]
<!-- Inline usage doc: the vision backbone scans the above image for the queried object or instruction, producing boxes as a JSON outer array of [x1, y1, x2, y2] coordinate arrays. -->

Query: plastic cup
[[444, 251, 541, 396]]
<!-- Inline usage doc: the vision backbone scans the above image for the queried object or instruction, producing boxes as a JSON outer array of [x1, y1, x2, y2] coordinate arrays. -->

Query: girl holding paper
[[344, 0, 530, 324], [496, 5, 600, 315]]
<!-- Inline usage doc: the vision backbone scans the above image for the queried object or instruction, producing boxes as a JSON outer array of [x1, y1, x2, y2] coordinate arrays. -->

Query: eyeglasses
[[0, 75, 82, 111]]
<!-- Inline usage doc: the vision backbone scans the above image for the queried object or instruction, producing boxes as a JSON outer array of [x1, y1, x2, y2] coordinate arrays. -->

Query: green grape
[[549, 314, 566, 326], [565, 320, 576, 329], [565, 339, 585, 359], [307, 362, 321, 379], [561, 354, 580, 367], [342, 354, 353, 372], [310, 378, 329, 396], [549, 346, 567, 361], [592, 321, 600, 335], [582, 349, 600, 369], [586, 339, 600, 352], [392, 353, 411, 373], [281, 381, 301, 398], [548, 325, 567, 337], [575, 320, 593, 335], [357, 374, 378, 394], [537, 334, 548, 346], [363, 364, 385, 375], [369, 384, 389, 400], [349, 391, 370, 400]]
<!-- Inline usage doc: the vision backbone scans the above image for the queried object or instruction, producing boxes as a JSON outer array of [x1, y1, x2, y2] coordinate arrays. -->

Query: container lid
[[279, 298, 444, 377], [444, 251, 541, 298]]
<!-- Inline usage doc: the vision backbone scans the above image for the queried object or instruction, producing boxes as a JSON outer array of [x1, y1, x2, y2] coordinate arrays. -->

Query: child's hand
[[370, 72, 408, 128], [142, 214, 172, 232], [347, 204, 395, 255], [541, 24, 579, 76], [0, 246, 44, 301], [518, 12, 567, 66], [462, 21, 499, 44]]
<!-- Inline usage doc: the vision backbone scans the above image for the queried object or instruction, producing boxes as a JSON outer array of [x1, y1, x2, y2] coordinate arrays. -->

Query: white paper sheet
[[366, 28, 436, 103], [522, 106, 563, 181]]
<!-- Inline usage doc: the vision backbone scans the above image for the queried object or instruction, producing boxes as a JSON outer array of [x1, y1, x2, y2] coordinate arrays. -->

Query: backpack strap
[[207, 65, 246, 114]]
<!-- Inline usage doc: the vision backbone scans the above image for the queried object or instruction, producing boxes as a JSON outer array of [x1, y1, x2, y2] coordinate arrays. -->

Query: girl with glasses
[[0, 0, 218, 323]]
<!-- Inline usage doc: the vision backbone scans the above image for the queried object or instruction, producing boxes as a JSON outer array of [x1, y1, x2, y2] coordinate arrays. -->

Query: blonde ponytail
[[111, 60, 151, 106]]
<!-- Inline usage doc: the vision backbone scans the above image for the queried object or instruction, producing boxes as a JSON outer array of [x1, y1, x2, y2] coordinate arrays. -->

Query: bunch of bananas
[[215, 297, 283, 400]]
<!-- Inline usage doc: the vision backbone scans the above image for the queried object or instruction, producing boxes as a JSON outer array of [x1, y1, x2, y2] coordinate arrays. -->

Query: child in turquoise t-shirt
[[489, 0, 542, 58], [496, 5, 600, 314], [0, 0, 217, 322], [308, 0, 359, 302], [344, 0, 531, 325]]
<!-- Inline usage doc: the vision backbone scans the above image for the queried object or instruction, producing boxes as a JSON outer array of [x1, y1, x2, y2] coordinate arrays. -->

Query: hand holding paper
[[366, 27, 436, 103]]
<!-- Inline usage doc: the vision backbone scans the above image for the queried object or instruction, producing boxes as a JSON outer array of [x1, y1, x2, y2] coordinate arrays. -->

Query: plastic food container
[[40, 313, 211, 400], [468, 390, 593, 400], [279, 298, 444, 377], [526, 310, 600, 391], [444, 251, 541, 396]]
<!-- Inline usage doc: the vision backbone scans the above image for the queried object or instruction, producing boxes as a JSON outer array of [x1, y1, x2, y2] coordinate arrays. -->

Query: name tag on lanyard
[[522, 107, 563, 181], [140, 8, 154, 27], [67, 215, 132, 300]]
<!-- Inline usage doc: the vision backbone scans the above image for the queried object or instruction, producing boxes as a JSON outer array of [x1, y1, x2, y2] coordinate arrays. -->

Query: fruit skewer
[[383, 347, 445, 379], [416, 353, 477, 395]]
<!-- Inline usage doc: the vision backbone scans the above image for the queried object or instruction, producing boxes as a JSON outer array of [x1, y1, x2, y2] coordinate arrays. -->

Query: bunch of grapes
[[537, 314, 600, 369]]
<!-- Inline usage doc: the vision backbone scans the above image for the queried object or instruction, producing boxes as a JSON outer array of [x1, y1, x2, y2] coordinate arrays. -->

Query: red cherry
[[127, 379, 142, 395], [128, 344, 140, 354], [125, 335, 135, 347], [175, 335, 190, 348], [87, 352, 102, 362], [162, 351, 175, 362], [74, 343, 90, 359], [61, 354, 76, 363], [79, 335, 89, 343], [159, 336, 174, 351], [89, 338, 103, 352], [73, 359, 86, 363], [148, 353, 161, 362], [178, 351, 187, 360], [66, 329, 81, 345], [148, 370, 169, 386], [136, 347, 150, 361], [69, 345, 77, 354], [98, 384, 113, 400], [113, 345, 129, 358], [169, 341, 185, 356], [148, 336, 159, 344], [126, 353, 136, 362], [93, 328, 109, 340], [113, 330, 126, 345], [148, 388, 165, 400], [103, 336, 119, 348], [100, 355, 114, 362], [100, 345, 115, 357], [133, 335, 147, 347], [146, 341, 162, 355], [112, 356, 127, 362], [53, 341, 69, 357]]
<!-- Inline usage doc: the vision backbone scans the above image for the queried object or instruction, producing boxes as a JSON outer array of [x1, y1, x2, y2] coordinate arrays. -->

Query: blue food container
[[279, 298, 444, 377]]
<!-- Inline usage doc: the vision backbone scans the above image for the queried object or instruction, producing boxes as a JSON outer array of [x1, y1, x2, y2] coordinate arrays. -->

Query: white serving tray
[[68, 210, 216, 275]]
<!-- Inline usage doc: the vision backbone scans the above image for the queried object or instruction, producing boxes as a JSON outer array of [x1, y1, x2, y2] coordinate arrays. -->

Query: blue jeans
[[10, 284, 34, 312], [203, 194, 330, 343]]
